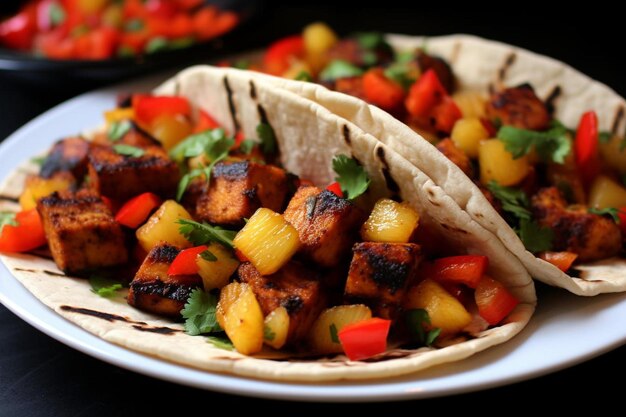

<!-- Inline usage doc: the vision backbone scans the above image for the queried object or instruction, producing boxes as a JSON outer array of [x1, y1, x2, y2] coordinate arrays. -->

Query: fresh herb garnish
[[332, 154, 370, 200], [264, 325, 276, 341], [181, 289, 221, 336], [497, 121, 571, 164], [113, 144, 145, 158], [49, 2, 66, 26], [117, 45, 135, 58], [599, 132, 613, 144], [405, 309, 440, 347], [108, 120, 131, 142], [295, 71, 313, 82], [31, 156, 47, 166], [232, 59, 250, 70], [200, 250, 218, 262], [206, 335, 234, 350], [125, 18, 144, 32], [487, 181, 531, 220], [517, 218, 554, 253], [89, 275, 123, 298], [588, 207, 621, 223], [238, 139, 257, 155], [145, 37, 169, 54], [0, 212, 17, 233], [354, 32, 387, 50], [169, 37, 194, 50], [257, 123, 277, 156], [329, 323, 340, 343], [178, 218, 237, 249], [384, 63, 416, 90], [319, 60, 364, 82]]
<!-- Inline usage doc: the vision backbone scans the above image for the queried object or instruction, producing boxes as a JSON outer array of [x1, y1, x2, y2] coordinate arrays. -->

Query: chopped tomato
[[132, 95, 191, 127], [193, 110, 221, 133], [168, 245, 207, 276], [475, 276, 519, 326], [428, 255, 489, 289], [574, 111, 599, 185], [263, 35, 304, 76], [326, 181, 344, 198], [362, 68, 406, 111], [0, 3, 38, 50], [338, 318, 391, 361], [115, 192, 161, 229], [0, 209, 47, 253], [538, 251, 578, 272]]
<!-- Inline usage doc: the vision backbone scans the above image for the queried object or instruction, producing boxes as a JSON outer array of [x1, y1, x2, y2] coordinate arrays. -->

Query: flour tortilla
[[240, 34, 626, 296], [0, 67, 534, 381]]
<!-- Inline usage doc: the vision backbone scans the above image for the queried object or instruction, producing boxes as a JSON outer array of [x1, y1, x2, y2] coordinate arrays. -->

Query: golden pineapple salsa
[[13, 92, 520, 362]]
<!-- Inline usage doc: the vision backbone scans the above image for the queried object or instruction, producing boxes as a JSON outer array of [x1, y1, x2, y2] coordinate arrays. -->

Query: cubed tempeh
[[36, 190, 128, 274], [345, 242, 422, 320], [196, 160, 289, 226], [128, 243, 202, 317], [283, 186, 365, 268], [40, 137, 89, 180]]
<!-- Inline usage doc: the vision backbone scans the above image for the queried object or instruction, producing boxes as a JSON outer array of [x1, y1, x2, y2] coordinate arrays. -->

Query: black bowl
[[0, 0, 263, 84]]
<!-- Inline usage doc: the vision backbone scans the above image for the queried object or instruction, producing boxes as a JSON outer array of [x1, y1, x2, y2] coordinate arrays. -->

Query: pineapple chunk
[[451, 117, 489, 159], [452, 91, 487, 119], [404, 279, 472, 337], [263, 306, 290, 349], [361, 199, 419, 243], [136, 200, 193, 252], [217, 282, 264, 355], [20, 174, 74, 210], [310, 305, 372, 354], [196, 242, 239, 291], [233, 208, 300, 275]]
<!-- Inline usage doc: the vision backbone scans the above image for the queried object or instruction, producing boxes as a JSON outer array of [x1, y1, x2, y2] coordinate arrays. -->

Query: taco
[[0, 66, 534, 381], [245, 28, 626, 296]]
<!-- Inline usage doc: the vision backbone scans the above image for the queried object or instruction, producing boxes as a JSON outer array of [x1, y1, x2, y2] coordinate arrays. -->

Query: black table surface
[[1, 4, 624, 414]]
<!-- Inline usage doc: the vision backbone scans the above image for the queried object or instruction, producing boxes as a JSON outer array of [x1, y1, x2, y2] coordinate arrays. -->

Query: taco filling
[[0, 91, 521, 360]]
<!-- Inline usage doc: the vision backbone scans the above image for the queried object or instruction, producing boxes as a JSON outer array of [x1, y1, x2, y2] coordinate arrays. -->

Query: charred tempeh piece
[[40, 137, 90, 180], [486, 85, 550, 130], [36, 190, 128, 274], [283, 186, 365, 268], [196, 160, 289, 226], [87, 144, 179, 201], [345, 242, 422, 320], [237, 261, 326, 345], [436, 138, 473, 178], [128, 243, 202, 317]]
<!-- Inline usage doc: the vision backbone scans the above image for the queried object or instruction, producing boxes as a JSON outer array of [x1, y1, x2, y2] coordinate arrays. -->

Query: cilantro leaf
[[517, 218, 553, 253], [169, 128, 228, 163], [332, 154, 370, 200], [487, 181, 531, 220], [354, 32, 387, 50], [497, 121, 571, 164], [232, 59, 250, 70], [599, 132, 613, 144], [113, 144, 145, 158], [108, 120, 131, 142], [89, 275, 123, 298], [125, 18, 144, 32], [200, 250, 217, 262], [384, 62, 416, 90], [329, 323, 339, 343], [264, 325, 276, 341], [295, 71, 313, 82], [405, 309, 440, 347], [238, 139, 257, 155], [181, 289, 221, 336], [319, 60, 364, 82], [177, 218, 237, 249], [588, 207, 621, 223], [207, 335, 235, 350], [257, 123, 277, 156], [0, 211, 17, 233], [145, 36, 169, 54]]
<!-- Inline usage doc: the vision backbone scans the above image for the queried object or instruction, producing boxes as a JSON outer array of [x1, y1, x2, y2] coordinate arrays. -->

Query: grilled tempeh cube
[[283, 186, 365, 268], [40, 137, 90, 179], [237, 261, 326, 345], [36, 190, 128, 274], [87, 144, 179, 201], [195, 161, 289, 226], [128, 243, 202, 317], [345, 242, 422, 319]]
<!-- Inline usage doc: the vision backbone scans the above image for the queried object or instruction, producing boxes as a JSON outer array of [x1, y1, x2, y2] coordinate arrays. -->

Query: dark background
[[1, 2, 624, 414]]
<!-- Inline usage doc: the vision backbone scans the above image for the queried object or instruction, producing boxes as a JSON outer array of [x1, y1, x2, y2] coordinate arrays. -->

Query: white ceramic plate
[[0, 77, 625, 402]]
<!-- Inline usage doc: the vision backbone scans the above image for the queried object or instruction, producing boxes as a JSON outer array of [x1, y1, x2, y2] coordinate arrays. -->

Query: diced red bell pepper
[[0, 209, 47, 253], [168, 245, 207, 276], [132, 95, 191, 127], [174, 0, 204, 11], [193, 109, 221, 133], [475, 276, 519, 326], [149, 12, 193, 39], [145, 0, 179, 19], [428, 255, 489, 289], [74, 27, 118, 60], [115, 192, 161, 228], [574, 111, 599, 185], [37, 29, 76, 59], [233, 131, 245, 147], [338, 318, 391, 361], [326, 181, 344, 198], [538, 251, 578, 272], [122, 0, 148, 19], [405, 69, 446, 117], [0, 3, 38, 50], [263, 35, 304, 76], [362, 68, 406, 111], [431, 96, 462, 133]]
